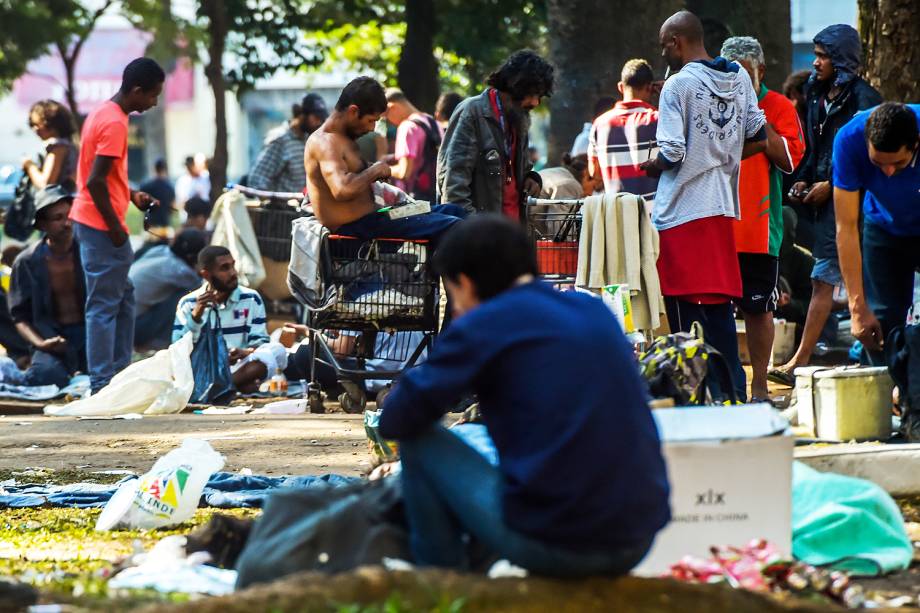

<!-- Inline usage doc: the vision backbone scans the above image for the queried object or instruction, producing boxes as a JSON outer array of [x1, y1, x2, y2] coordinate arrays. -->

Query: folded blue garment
[[0, 471, 359, 509]]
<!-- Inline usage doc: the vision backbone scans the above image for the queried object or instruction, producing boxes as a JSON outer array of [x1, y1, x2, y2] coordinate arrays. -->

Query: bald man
[[639, 11, 767, 402]]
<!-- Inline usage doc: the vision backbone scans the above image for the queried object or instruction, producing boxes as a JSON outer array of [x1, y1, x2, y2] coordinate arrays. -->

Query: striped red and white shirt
[[588, 100, 660, 204]]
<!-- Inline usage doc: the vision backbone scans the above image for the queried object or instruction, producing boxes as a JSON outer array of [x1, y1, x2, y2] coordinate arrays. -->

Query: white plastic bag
[[96, 438, 225, 531], [44, 333, 195, 417]]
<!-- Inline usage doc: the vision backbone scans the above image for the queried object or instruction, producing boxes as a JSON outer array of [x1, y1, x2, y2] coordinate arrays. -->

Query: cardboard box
[[633, 404, 794, 575]]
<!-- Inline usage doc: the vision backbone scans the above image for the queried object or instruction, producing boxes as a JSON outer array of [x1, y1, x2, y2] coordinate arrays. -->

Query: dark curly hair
[[486, 50, 555, 102], [28, 100, 76, 140], [866, 102, 919, 153]]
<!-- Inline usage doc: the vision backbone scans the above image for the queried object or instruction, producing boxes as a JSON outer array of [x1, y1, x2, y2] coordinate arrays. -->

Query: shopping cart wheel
[[375, 386, 391, 408], [307, 390, 325, 414], [338, 391, 367, 414]]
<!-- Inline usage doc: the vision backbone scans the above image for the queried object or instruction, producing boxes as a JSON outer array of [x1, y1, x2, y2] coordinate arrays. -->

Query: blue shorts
[[811, 257, 842, 286]]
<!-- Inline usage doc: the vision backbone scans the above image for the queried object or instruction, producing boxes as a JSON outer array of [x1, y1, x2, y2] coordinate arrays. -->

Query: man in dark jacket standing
[[772, 25, 881, 382], [437, 50, 553, 221]]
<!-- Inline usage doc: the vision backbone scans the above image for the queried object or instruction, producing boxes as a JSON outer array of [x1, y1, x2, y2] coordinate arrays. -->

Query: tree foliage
[[0, 0, 114, 103]]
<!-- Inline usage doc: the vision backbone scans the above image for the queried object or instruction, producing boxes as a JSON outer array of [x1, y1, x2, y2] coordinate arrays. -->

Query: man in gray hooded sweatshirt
[[640, 10, 767, 402]]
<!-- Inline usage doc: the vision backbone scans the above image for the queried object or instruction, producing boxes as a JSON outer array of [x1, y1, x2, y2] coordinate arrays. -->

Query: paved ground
[[0, 413, 370, 477]]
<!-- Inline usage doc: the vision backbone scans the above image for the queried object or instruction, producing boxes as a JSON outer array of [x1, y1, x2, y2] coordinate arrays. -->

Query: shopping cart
[[304, 235, 440, 413], [525, 196, 584, 287], [227, 183, 309, 262]]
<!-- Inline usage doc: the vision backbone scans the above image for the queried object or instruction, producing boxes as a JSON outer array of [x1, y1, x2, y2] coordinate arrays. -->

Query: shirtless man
[[305, 76, 465, 241], [9, 185, 87, 387]]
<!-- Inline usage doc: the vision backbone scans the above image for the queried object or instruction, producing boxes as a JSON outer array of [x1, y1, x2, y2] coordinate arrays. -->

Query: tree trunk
[[202, 0, 228, 204], [858, 0, 920, 101], [546, 0, 683, 165], [684, 0, 792, 92], [397, 0, 439, 112]]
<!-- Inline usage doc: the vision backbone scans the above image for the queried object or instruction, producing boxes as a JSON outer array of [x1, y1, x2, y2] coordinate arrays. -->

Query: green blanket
[[792, 461, 912, 576]]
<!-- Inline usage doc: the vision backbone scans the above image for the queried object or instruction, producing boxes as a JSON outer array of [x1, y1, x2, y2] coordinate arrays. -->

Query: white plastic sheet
[[107, 535, 237, 595], [44, 334, 195, 417]]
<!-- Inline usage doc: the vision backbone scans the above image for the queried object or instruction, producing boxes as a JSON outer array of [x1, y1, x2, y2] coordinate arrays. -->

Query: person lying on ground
[[282, 323, 426, 400], [130, 228, 207, 351], [305, 76, 464, 243], [172, 246, 286, 394], [8, 185, 87, 387], [377, 215, 670, 577]]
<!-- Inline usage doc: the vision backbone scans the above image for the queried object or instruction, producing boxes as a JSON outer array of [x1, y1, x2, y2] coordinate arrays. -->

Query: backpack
[[638, 322, 739, 406], [5, 173, 36, 241], [408, 114, 441, 203]]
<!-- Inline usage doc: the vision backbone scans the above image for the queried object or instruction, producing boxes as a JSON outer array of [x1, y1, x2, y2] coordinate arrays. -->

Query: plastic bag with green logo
[[96, 439, 225, 531]]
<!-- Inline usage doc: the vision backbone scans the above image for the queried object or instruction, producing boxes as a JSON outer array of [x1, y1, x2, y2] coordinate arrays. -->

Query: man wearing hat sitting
[[8, 185, 87, 387]]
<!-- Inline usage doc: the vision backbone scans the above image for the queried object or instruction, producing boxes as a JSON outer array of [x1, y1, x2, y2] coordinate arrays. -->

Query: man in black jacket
[[436, 50, 553, 221], [772, 25, 881, 382]]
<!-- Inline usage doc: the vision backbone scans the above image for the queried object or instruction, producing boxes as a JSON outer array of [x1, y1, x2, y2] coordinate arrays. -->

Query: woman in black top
[[22, 100, 79, 192]]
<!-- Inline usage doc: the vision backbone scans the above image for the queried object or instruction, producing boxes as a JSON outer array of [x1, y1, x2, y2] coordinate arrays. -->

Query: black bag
[[235, 478, 409, 589], [638, 323, 739, 406], [886, 325, 920, 441], [5, 173, 36, 241], [189, 312, 235, 403]]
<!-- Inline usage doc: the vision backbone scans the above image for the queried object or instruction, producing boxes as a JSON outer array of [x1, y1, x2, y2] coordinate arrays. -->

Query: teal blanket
[[793, 461, 912, 576]]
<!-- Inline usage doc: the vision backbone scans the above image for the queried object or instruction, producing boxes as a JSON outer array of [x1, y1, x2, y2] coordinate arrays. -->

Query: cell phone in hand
[[143, 203, 159, 231]]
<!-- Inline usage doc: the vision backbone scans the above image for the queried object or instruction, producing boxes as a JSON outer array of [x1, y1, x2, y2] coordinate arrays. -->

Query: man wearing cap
[[249, 93, 329, 194], [9, 185, 87, 387]]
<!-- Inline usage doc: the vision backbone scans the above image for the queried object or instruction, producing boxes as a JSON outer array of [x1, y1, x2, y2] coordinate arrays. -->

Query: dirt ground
[[0, 413, 371, 477]]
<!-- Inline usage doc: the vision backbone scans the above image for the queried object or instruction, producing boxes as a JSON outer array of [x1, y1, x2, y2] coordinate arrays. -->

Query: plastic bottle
[[269, 369, 287, 396]]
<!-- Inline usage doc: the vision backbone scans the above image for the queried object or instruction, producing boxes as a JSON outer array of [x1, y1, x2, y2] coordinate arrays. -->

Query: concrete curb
[[795, 443, 920, 496]]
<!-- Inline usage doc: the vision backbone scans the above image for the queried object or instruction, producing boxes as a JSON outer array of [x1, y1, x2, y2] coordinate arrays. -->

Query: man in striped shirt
[[249, 93, 329, 194], [588, 59, 660, 204], [173, 246, 286, 392]]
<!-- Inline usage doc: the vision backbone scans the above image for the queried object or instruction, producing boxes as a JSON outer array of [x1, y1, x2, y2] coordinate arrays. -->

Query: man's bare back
[[305, 119, 391, 230]]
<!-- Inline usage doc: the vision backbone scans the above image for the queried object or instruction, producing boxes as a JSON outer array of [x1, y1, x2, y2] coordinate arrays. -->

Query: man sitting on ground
[[173, 246, 285, 393], [9, 185, 87, 387], [378, 215, 670, 576], [305, 76, 464, 242], [130, 228, 207, 350]]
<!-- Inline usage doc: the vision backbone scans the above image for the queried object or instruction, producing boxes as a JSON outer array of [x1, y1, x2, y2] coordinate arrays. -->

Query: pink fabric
[[394, 113, 432, 192]]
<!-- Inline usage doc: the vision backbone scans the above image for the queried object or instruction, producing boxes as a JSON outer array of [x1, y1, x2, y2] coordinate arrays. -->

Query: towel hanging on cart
[[576, 192, 664, 331], [288, 216, 337, 311]]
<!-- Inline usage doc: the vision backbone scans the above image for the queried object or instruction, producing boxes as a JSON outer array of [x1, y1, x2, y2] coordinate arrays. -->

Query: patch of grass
[[0, 506, 259, 608], [0, 468, 131, 485]]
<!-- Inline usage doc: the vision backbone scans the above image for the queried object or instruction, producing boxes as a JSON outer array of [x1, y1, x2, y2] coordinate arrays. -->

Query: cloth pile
[[0, 472, 357, 509]]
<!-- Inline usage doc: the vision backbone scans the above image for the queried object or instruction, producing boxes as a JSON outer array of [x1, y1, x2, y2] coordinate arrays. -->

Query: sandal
[[767, 369, 796, 387]]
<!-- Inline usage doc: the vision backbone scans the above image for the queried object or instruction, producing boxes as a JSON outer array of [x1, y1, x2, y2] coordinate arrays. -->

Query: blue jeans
[[24, 323, 86, 388], [863, 221, 920, 364], [74, 223, 136, 391], [335, 204, 467, 244], [399, 425, 653, 577], [811, 257, 843, 286], [664, 297, 747, 402], [134, 289, 187, 350]]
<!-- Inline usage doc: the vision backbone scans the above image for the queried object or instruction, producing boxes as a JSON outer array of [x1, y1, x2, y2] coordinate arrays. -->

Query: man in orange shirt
[[71, 58, 165, 393], [722, 37, 805, 401]]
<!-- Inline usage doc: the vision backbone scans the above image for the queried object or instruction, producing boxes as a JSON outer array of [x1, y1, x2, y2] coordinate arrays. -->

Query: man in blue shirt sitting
[[378, 215, 670, 576], [834, 102, 920, 360]]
